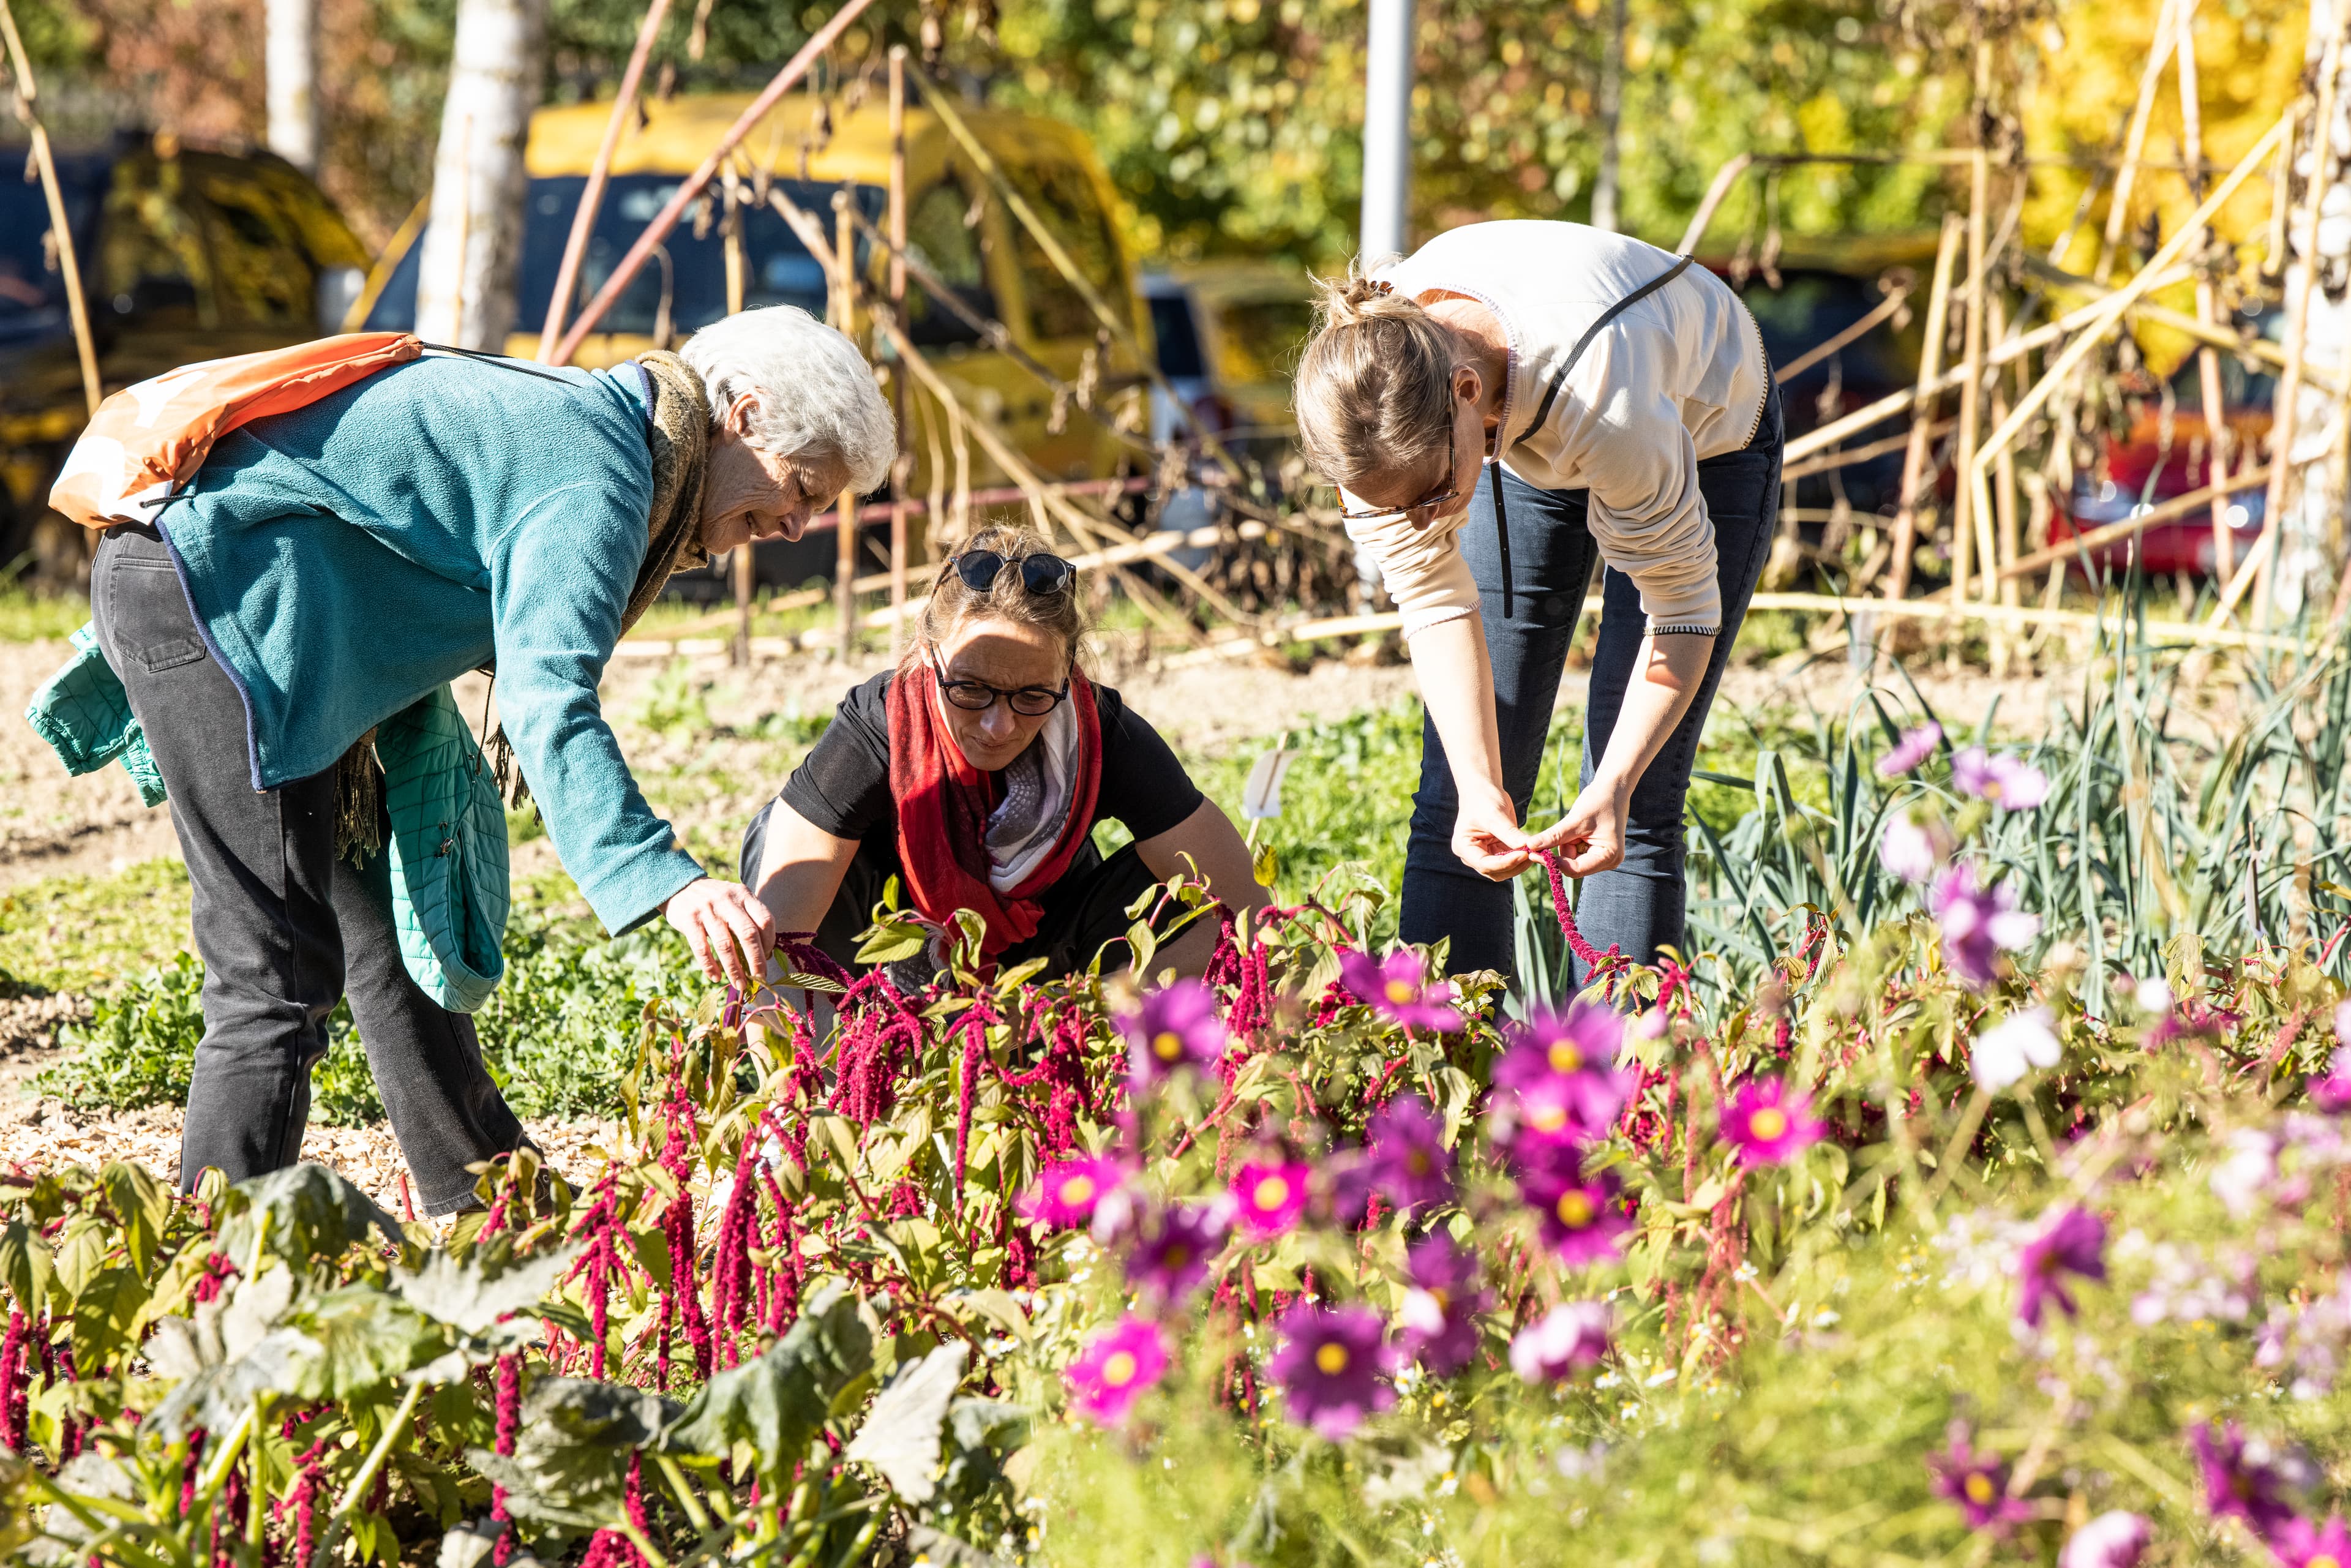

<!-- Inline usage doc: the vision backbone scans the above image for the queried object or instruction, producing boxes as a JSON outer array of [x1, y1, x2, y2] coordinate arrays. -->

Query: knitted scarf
[[335, 351, 713, 857]]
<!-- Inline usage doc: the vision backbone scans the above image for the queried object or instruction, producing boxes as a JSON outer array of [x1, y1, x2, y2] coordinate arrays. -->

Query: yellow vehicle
[[361, 92, 1152, 496]]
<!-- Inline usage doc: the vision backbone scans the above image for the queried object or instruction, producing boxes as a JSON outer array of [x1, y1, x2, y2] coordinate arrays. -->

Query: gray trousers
[[90, 522, 527, 1214]]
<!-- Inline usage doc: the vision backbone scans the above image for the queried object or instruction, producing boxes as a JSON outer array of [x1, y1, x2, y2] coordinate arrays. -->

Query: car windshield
[[0, 165, 100, 338], [367, 173, 874, 337]]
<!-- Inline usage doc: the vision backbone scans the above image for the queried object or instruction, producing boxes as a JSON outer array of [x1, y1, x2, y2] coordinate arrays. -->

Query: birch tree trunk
[[264, 0, 319, 173], [2276, 0, 2351, 618], [414, 0, 547, 351]]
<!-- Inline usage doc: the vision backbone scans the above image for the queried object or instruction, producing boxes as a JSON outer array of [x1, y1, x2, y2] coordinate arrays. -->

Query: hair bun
[[1314, 260, 1413, 328]]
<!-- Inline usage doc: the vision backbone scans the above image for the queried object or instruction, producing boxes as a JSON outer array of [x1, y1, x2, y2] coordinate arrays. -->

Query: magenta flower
[[1267, 1305, 1393, 1439], [1878, 808, 1952, 885], [2015, 1207, 2106, 1326], [1493, 1002, 1635, 1147], [2058, 1511, 2150, 1568], [1338, 949, 1463, 1032], [1718, 1078, 1823, 1166], [1397, 1232, 1488, 1377], [1930, 863, 2041, 988], [2270, 1514, 2351, 1568], [1229, 1160, 1312, 1240], [1063, 1314, 1170, 1425], [1362, 1096, 1457, 1214], [1123, 1202, 1228, 1304], [1877, 721, 1943, 777], [1508, 1300, 1612, 1382], [1952, 746, 2050, 809], [1930, 1428, 2033, 1534], [1519, 1159, 1632, 1264], [2339, 997, 2351, 1048], [2191, 1422, 2298, 1535], [1119, 979, 1229, 1086], [1018, 1155, 1127, 1230], [2312, 1048, 2351, 1114]]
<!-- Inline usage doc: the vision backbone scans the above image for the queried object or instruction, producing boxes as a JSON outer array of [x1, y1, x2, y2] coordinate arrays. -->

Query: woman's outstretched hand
[[1531, 775, 1630, 879], [665, 876, 778, 991], [1452, 789, 1534, 881]]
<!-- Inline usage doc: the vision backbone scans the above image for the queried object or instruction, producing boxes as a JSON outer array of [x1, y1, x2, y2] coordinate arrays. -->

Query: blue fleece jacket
[[157, 351, 705, 936]]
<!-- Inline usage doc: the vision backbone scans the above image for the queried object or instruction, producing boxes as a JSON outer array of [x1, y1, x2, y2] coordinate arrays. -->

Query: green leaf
[[394, 1244, 583, 1335], [468, 1376, 683, 1527], [0, 1221, 53, 1320], [214, 1163, 402, 1272], [99, 1163, 168, 1280], [67, 1266, 149, 1375], [843, 1341, 967, 1504], [659, 1282, 874, 1478]]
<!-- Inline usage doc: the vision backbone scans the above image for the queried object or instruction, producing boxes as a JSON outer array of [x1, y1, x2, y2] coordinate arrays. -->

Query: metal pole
[[1359, 0, 1415, 260]]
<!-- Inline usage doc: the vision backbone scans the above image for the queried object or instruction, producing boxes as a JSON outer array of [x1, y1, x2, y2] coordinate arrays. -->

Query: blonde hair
[[915, 523, 1091, 667], [1294, 259, 1460, 496]]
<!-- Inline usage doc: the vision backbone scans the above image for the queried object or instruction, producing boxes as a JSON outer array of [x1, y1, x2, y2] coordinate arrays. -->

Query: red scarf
[[887, 666, 1103, 959]]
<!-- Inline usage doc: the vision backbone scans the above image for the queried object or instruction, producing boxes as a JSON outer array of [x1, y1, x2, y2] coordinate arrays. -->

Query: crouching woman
[[742, 527, 1265, 981]]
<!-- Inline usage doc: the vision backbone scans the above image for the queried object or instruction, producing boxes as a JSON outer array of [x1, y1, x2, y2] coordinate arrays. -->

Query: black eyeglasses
[[943, 550, 1077, 596], [932, 665, 1070, 717]]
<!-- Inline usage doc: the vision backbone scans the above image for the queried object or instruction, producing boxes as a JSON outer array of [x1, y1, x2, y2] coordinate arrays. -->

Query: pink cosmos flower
[[2270, 1514, 2351, 1568], [1878, 809, 1952, 885], [1018, 1155, 1127, 1231], [1508, 1300, 1612, 1382], [1929, 863, 2041, 988], [1119, 978, 1229, 1086], [1518, 1158, 1632, 1264], [1228, 1160, 1312, 1240], [1267, 1305, 1394, 1439], [2340, 998, 2351, 1048], [1362, 1095, 1457, 1214], [1493, 1002, 1635, 1149], [1063, 1315, 1170, 1425], [1397, 1232, 1488, 1377], [1971, 1006, 2061, 1090], [1337, 949, 1464, 1032], [2190, 1422, 2298, 1536], [2311, 1048, 2351, 1114], [2058, 1511, 2150, 1568], [1718, 1078, 1823, 1166], [1123, 1202, 1228, 1304], [2015, 1207, 2106, 1326], [1951, 746, 2050, 809], [1930, 1427, 2033, 1534], [1877, 721, 1943, 777]]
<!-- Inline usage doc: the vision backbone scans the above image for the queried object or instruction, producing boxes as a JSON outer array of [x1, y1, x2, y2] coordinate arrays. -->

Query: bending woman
[[1292, 220, 1782, 981], [742, 525, 1266, 982]]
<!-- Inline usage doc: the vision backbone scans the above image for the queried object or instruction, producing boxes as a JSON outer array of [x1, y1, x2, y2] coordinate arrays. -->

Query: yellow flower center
[[1314, 1343, 1350, 1375], [1407, 1149, 1431, 1176], [1385, 979, 1417, 1004], [1161, 1245, 1190, 1270], [1529, 1101, 1569, 1133], [1963, 1474, 1995, 1506], [1100, 1350, 1138, 1388], [1252, 1176, 1291, 1210], [1153, 1030, 1184, 1061], [2309, 1556, 2341, 1568], [1556, 1190, 1595, 1228], [1059, 1174, 1097, 1206], [1548, 1040, 1583, 1073], [1749, 1107, 1788, 1142], [1429, 1287, 1452, 1312]]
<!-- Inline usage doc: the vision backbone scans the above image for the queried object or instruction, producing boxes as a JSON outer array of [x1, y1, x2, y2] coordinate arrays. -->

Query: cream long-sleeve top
[[1343, 221, 1770, 638]]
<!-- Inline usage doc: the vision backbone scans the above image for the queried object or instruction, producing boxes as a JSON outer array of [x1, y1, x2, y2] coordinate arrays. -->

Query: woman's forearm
[[751, 801, 861, 940], [1589, 632, 1711, 794]]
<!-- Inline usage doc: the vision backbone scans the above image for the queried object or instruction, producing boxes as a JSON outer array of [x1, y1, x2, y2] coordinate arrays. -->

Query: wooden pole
[[835, 196, 860, 658], [536, 0, 673, 361], [2172, 0, 2236, 583], [2094, 0, 2178, 284], [1676, 152, 1754, 254], [552, 0, 882, 366], [1993, 465, 2269, 583], [888, 46, 909, 653], [0, 0, 100, 416], [724, 164, 751, 664], [1991, 294, 2022, 619], [1886, 216, 1961, 604], [2249, 22, 2341, 630], [1951, 32, 1992, 615]]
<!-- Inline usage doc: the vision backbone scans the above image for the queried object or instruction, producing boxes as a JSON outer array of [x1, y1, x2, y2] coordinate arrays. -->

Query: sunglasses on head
[[943, 550, 1077, 596]]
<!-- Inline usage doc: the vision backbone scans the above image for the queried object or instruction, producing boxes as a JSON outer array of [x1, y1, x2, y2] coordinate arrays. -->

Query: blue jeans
[[1400, 383, 1783, 983]]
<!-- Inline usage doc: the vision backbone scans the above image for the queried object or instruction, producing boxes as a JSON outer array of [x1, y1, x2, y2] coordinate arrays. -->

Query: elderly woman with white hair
[[78, 306, 892, 1210]]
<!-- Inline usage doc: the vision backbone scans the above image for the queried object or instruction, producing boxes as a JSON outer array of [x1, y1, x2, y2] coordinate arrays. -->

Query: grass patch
[[0, 588, 89, 643], [0, 858, 194, 995]]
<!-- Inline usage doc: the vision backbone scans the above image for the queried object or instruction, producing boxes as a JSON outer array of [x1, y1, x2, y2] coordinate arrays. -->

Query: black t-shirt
[[780, 670, 1205, 856]]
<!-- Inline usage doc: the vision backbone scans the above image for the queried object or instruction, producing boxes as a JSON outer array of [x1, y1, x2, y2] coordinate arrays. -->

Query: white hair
[[678, 305, 896, 493]]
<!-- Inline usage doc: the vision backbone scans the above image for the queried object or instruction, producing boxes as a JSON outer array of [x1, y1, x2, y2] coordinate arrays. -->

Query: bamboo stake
[[2173, 0, 2236, 585], [888, 46, 909, 654], [2094, 0, 2178, 285], [724, 165, 751, 665], [2250, 21, 2342, 631], [552, 0, 882, 366], [1952, 33, 1992, 615], [1991, 294, 2021, 617], [1, 0, 100, 415], [1774, 276, 1911, 383], [1886, 216, 1962, 604], [1968, 108, 2300, 539], [1980, 465, 2270, 583], [537, 0, 674, 361], [836, 197, 859, 658], [1676, 152, 1755, 254]]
